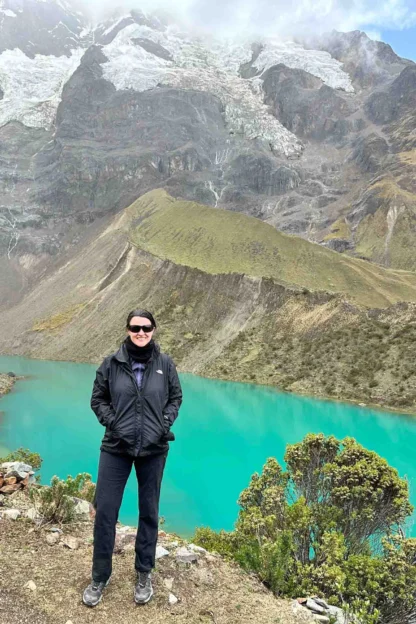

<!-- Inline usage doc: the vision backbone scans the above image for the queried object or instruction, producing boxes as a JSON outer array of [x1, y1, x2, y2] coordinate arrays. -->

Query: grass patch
[[125, 190, 416, 308], [32, 303, 87, 332]]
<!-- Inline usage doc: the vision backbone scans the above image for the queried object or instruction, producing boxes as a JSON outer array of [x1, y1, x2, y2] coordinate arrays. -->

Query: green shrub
[[193, 434, 415, 624], [29, 472, 96, 524]]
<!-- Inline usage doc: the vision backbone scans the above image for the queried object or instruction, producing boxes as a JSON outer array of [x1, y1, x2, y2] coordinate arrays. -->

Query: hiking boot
[[82, 576, 111, 607], [134, 571, 153, 604]]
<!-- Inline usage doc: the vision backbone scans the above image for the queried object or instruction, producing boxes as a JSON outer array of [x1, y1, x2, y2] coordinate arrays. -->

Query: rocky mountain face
[[1, 0, 415, 310]]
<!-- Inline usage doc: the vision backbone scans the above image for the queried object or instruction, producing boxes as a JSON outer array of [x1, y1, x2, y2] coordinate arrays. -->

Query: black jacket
[[91, 342, 182, 457]]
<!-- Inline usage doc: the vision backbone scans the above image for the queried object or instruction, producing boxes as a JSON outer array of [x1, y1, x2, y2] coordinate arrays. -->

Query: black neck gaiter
[[124, 336, 155, 363]]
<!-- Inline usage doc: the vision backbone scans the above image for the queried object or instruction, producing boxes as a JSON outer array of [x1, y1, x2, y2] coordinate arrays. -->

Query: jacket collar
[[113, 341, 160, 364]]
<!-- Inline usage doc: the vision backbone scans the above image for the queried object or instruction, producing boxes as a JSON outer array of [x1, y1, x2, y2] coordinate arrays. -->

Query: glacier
[[0, 11, 354, 155], [0, 48, 83, 129]]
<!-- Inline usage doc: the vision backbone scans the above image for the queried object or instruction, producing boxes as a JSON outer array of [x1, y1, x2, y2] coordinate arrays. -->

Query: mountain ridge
[[0, 190, 415, 413]]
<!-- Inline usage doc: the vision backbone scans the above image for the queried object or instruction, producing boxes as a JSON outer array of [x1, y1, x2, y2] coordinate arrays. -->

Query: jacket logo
[[156, 369, 163, 374]]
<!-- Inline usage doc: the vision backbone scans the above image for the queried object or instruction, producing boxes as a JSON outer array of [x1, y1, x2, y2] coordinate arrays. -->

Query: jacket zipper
[[122, 357, 154, 456]]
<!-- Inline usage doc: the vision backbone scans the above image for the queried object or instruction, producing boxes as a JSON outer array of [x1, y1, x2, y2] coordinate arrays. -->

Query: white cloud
[[364, 29, 383, 41], [86, 0, 416, 39]]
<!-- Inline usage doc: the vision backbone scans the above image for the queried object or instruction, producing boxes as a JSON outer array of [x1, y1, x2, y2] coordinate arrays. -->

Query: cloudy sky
[[90, 0, 416, 59]]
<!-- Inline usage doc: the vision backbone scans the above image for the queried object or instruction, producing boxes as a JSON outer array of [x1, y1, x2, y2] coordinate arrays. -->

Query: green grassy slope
[[125, 189, 416, 308]]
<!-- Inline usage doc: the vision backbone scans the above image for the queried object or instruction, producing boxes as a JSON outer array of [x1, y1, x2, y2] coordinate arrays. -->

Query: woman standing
[[83, 309, 182, 607]]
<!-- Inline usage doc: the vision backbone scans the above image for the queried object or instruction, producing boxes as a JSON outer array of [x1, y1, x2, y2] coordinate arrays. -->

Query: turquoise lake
[[0, 355, 415, 537]]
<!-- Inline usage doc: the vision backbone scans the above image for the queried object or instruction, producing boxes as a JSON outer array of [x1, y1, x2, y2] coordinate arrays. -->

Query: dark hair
[[126, 309, 157, 329]]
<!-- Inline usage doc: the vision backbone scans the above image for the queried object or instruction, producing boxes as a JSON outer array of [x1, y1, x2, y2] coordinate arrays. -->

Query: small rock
[[312, 597, 329, 610], [0, 483, 21, 494], [26, 507, 41, 521], [188, 543, 207, 553], [65, 621, 74, 624], [24, 580, 37, 591], [62, 536, 79, 550], [1, 508, 21, 520], [46, 533, 60, 546], [47, 527, 63, 533], [306, 598, 325, 614], [117, 525, 133, 533], [114, 530, 137, 553], [72, 497, 93, 520], [169, 540, 179, 547], [328, 606, 347, 624], [163, 577, 174, 591], [176, 546, 198, 564], [313, 616, 330, 623], [158, 530, 167, 537], [168, 593, 178, 605], [1, 461, 32, 474], [156, 545, 170, 559], [5, 469, 28, 481], [0, 494, 4, 506]]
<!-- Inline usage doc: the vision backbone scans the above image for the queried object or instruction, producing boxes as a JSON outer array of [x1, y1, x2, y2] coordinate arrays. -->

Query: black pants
[[92, 449, 167, 582]]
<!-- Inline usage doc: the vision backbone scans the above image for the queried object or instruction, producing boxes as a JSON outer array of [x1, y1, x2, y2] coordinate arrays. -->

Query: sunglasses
[[128, 324, 154, 333]]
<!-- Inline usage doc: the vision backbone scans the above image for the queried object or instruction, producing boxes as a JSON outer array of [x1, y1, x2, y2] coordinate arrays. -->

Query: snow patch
[[0, 48, 83, 129], [102, 15, 131, 37], [253, 41, 354, 92], [0, 8, 17, 17]]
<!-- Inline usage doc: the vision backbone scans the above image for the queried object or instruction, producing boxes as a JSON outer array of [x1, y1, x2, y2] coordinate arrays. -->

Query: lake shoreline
[[1, 352, 415, 418]]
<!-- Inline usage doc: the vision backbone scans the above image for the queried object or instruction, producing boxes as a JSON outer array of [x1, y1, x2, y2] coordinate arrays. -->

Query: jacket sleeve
[[163, 358, 183, 429], [91, 359, 116, 430]]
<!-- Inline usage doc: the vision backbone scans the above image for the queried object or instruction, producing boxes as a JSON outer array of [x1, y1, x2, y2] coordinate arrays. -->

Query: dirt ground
[[0, 515, 301, 624]]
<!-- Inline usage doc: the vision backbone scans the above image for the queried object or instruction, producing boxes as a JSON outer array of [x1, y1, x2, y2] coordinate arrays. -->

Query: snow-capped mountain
[[0, 0, 415, 306]]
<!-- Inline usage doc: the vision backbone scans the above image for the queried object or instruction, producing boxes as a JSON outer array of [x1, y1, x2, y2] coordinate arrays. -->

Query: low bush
[[193, 434, 416, 624], [29, 472, 96, 525]]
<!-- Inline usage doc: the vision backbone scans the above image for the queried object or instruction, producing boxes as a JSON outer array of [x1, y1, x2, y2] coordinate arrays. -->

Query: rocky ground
[[0, 490, 310, 624]]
